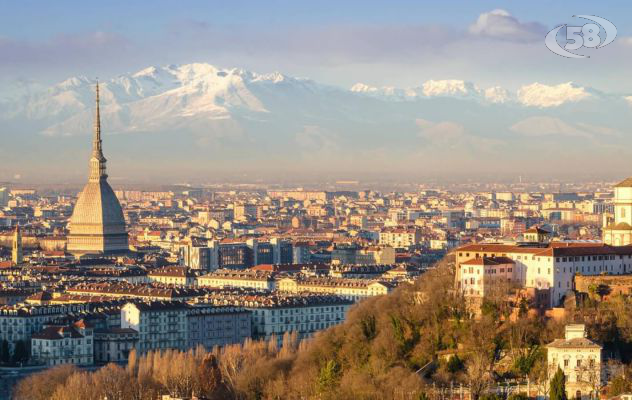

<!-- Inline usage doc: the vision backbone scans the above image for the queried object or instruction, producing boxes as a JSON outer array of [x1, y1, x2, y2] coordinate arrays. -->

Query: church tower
[[603, 177, 632, 246], [12, 224, 23, 265], [66, 82, 129, 257]]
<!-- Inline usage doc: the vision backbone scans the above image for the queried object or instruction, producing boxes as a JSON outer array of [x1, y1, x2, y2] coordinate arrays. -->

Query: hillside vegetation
[[13, 255, 632, 400]]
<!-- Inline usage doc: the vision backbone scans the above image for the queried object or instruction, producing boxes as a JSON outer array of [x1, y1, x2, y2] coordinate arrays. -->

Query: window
[[564, 359, 569, 367]]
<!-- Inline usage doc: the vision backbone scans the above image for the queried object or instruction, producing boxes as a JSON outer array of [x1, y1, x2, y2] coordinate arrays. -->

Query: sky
[[1, 1, 632, 183]]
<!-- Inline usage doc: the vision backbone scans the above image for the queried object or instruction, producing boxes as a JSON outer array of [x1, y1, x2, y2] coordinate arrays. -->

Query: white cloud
[[510, 116, 619, 138], [517, 82, 591, 107], [625, 96, 632, 106], [468, 9, 546, 42]]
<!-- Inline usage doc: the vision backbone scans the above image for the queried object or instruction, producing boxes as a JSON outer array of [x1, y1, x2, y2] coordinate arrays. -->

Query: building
[[603, 177, 632, 246], [0, 187, 8, 207], [547, 324, 602, 399], [0, 303, 90, 354], [379, 227, 421, 248], [67, 83, 129, 256], [197, 269, 277, 290], [120, 301, 251, 354], [121, 302, 188, 353], [204, 292, 351, 345], [455, 242, 632, 307], [458, 256, 518, 301], [94, 327, 139, 364], [186, 303, 251, 349], [12, 225, 23, 265], [31, 320, 94, 366], [277, 276, 394, 301], [148, 266, 198, 286]]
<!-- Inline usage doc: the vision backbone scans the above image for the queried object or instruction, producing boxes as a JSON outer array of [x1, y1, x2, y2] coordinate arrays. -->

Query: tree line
[[13, 254, 632, 399]]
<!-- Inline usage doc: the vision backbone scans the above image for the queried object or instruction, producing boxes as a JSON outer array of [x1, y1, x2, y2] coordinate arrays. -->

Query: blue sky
[[1, 1, 631, 89]]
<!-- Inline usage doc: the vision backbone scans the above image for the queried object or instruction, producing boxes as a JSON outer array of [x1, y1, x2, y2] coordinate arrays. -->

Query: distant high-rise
[[12, 225, 23, 265], [67, 83, 129, 256], [0, 187, 8, 207]]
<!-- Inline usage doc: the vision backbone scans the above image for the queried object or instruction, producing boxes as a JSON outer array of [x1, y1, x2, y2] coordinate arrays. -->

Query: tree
[[550, 367, 567, 400], [0, 339, 9, 363], [12, 340, 28, 364]]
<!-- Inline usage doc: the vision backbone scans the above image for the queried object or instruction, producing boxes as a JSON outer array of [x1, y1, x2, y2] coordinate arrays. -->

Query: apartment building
[[455, 242, 632, 307], [203, 292, 351, 345], [197, 269, 276, 290], [31, 320, 94, 366], [379, 226, 421, 248], [277, 276, 393, 300]]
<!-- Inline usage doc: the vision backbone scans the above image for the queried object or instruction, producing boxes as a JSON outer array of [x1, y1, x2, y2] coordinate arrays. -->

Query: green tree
[[318, 360, 340, 393], [446, 354, 464, 373], [550, 367, 567, 400]]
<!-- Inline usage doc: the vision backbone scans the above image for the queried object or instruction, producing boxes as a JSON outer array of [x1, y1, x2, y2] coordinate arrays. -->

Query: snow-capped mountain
[[0, 63, 630, 181]]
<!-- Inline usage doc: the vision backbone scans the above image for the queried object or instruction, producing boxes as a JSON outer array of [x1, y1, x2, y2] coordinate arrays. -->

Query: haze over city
[[2, 1, 632, 183]]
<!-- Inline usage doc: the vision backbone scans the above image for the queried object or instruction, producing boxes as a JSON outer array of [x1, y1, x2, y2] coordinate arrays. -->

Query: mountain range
[[1, 63, 631, 181]]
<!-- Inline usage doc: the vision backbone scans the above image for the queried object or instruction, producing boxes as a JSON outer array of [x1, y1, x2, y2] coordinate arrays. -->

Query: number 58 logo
[[545, 15, 617, 58]]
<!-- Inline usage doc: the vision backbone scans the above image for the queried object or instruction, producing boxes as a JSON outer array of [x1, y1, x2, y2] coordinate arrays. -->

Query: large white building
[[31, 321, 94, 366], [203, 293, 351, 346], [120, 301, 252, 353], [603, 177, 632, 246], [455, 242, 632, 307], [547, 324, 602, 399]]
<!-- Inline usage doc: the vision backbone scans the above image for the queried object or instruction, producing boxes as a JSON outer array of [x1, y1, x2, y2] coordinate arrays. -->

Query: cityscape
[[2, 1, 632, 400]]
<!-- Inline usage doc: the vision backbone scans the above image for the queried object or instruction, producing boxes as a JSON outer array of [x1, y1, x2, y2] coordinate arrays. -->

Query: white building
[[379, 227, 421, 248], [31, 321, 94, 366], [547, 324, 603, 399], [121, 302, 187, 353], [204, 293, 351, 346], [197, 269, 276, 290], [603, 177, 632, 246], [456, 242, 632, 307]]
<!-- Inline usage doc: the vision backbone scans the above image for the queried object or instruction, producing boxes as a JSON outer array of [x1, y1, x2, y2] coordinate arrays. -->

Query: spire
[[89, 81, 107, 182]]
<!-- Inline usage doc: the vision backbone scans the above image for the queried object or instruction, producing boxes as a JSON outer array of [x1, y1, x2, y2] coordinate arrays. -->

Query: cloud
[[517, 82, 591, 107], [510, 116, 619, 138], [468, 9, 547, 42]]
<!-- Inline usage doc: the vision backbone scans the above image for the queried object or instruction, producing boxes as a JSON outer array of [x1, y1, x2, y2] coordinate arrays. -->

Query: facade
[[67, 83, 129, 256], [180, 238, 293, 271], [547, 324, 602, 399], [455, 242, 632, 307], [204, 293, 351, 345], [148, 266, 197, 286], [459, 256, 516, 297], [379, 227, 421, 248], [603, 177, 632, 246], [186, 304, 251, 349], [0, 303, 89, 353], [121, 302, 187, 353], [31, 321, 94, 366], [120, 301, 251, 353], [277, 276, 393, 300], [197, 269, 276, 290], [94, 328, 139, 364]]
